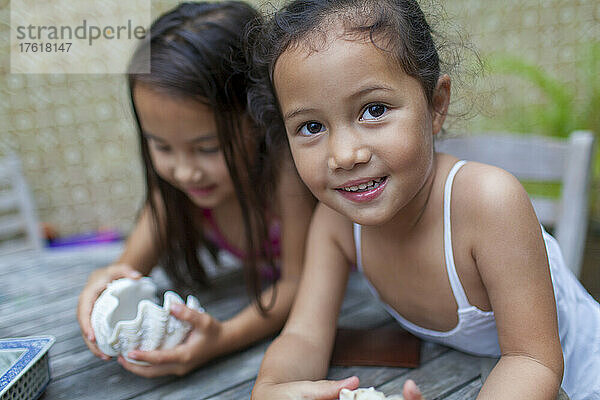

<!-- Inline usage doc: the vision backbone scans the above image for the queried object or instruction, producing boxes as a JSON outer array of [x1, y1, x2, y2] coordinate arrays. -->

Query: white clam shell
[[339, 388, 404, 400], [91, 277, 203, 364]]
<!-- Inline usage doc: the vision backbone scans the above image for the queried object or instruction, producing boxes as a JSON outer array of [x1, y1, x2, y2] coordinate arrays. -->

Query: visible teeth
[[342, 178, 385, 192]]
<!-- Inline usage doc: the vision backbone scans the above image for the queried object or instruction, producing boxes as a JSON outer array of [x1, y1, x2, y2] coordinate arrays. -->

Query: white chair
[[435, 130, 596, 278], [0, 153, 44, 253]]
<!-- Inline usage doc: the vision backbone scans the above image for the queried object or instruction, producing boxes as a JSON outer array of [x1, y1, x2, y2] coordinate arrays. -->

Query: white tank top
[[353, 160, 600, 400]]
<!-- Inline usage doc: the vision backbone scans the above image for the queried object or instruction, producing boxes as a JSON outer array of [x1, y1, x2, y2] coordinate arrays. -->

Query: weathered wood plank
[[50, 351, 107, 381], [46, 339, 271, 400], [0, 245, 122, 277], [43, 361, 176, 400], [0, 247, 122, 316], [203, 379, 254, 400], [376, 351, 482, 399], [1, 294, 79, 329], [442, 378, 482, 400]]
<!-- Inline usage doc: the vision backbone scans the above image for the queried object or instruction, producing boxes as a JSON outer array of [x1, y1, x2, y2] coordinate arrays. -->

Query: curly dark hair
[[128, 1, 277, 313], [246, 0, 442, 148]]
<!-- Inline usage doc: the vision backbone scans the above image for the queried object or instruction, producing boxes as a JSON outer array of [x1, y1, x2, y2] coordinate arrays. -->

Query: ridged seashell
[[339, 388, 404, 400], [91, 277, 203, 364]]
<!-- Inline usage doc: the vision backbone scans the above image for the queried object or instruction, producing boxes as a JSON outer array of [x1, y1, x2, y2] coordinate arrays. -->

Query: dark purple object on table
[[47, 229, 122, 248]]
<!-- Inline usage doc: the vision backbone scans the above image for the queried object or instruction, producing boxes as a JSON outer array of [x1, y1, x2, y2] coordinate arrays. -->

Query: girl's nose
[[327, 130, 371, 171], [174, 158, 201, 184]]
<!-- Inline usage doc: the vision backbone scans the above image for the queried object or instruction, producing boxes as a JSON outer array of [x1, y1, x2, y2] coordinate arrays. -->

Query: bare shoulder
[[311, 202, 357, 265], [450, 161, 546, 276], [451, 161, 537, 225]]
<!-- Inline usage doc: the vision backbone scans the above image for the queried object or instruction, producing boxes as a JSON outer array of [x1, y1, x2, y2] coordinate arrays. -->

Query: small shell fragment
[[339, 387, 404, 400]]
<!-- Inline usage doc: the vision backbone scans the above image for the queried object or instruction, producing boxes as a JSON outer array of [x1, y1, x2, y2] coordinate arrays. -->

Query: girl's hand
[[77, 264, 143, 360], [117, 304, 223, 377], [251, 378, 423, 400], [251, 376, 359, 400], [402, 379, 424, 400]]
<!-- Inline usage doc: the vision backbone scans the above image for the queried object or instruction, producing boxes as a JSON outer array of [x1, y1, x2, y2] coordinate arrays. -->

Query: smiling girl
[[247, 0, 600, 399], [77, 1, 315, 377]]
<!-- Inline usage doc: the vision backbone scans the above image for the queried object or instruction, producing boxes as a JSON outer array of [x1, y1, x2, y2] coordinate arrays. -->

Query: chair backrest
[[435, 130, 595, 278], [0, 153, 43, 253]]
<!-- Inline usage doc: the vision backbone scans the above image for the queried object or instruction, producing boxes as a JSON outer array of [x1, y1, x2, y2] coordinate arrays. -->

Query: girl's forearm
[[115, 205, 161, 275], [257, 329, 333, 386], [477, 355, 563, 400], [216, 277, 301, 355]]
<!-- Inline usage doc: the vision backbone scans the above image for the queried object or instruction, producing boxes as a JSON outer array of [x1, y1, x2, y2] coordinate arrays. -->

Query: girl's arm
[[216, 159, 317, 349], [112, 202, 164, 273], [77, 201, 163, 358], [252, 203, 358, 399], [120, 159, 318, 377], [460, 165, 563, 399]]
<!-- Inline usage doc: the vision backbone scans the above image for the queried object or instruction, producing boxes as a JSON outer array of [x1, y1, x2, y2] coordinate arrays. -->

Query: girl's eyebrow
[[348, 84, 394, 100], [143, 131, 218, 143], [283, 107, 319, 122]]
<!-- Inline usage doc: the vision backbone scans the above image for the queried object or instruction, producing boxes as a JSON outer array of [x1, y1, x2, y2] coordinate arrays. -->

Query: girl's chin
[[186, 193, 219, 208], [349, 211, 392, 227], [187, 190, 237, 210], [329, 199, 393, 227]]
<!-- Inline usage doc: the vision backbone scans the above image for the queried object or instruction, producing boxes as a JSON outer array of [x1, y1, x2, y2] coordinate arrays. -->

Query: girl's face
[[133, 84, 236, 209], [274, 33, 449, 226]]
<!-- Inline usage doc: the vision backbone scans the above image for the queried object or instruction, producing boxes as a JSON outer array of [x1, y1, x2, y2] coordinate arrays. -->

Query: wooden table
[[0, 245, 491, 399]]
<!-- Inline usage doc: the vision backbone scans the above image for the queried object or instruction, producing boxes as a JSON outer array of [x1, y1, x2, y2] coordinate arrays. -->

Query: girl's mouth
[[187, 185, 217, 197], [336, 176, 388, 203]]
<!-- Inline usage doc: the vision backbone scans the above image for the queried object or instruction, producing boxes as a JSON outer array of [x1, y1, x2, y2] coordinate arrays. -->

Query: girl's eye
[[299, 122, 325, 136], [155, 144, 171, 152], [196, 146, 220, 154], [147, 138, 171, 153], [361, 104, 388, 121]]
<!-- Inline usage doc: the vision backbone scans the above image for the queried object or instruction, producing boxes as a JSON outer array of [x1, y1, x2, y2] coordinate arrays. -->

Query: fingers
[[309, 376, 360, 400], [78, 264, 143, 361], [126, 348, 184, 365], [252, 377, 360, 400], [77, 284, 110, 360], [107, 264, 143, 280], [77, 292, 95, 341], [117, 355, 184, 378], [402, 380, 423, 400], [78, 321, 110, 360], [170, 304, 212, 330], [78, 327, 107, 360], [120, 307, 220, 379]]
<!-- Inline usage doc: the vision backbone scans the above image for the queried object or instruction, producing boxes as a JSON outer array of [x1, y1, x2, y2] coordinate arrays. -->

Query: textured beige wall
[[1, 0, 599, 236], [443, 0, 600, 129]]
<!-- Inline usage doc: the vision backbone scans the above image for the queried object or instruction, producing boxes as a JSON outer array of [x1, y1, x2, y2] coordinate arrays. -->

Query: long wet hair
[[128, 2, 277, 313], [246, 0, 443, 149]]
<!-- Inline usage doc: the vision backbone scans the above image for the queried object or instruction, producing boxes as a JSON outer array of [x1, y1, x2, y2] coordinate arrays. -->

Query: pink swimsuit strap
[[202, 208, 246, 259], [201, 208, 281, 260]]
